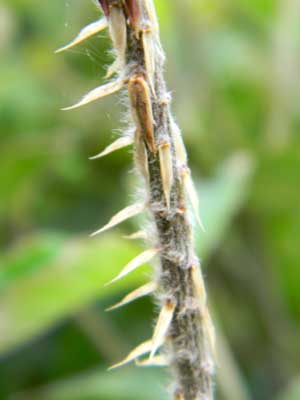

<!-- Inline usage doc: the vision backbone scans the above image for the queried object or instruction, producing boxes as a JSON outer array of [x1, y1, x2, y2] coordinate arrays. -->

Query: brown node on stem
[[128, 75, 156, 153]]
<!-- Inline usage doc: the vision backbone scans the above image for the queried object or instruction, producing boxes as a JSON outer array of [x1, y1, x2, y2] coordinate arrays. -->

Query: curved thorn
[[62, 79, 124, 111], [123, 230, 148, 240], [191, 264, 207, 311], [183, 170, 205, 231], [105, 248, 159, 286], [89, 136, 133, 160], [91, 202, 145, 237], [150, 300, 175, 359], [106, 281, 157, 311], [55, 18, 108, 53], [135, 355, 168, 367], [171, 118, 187, 164], [108, 339, 153, 370], [159, 142, 173, 210]]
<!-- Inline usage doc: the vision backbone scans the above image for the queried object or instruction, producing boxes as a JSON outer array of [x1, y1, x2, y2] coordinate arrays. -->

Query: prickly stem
[[59, 1, 215, 399]]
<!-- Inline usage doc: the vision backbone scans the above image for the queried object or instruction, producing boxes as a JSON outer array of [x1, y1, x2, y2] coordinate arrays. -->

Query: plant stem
[[123, 2, 215, 399], [60, 1, 216, 398]]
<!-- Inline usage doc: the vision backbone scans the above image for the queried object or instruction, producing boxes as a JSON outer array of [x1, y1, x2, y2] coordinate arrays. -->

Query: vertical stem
[[124, 2, 215, 399], [92, 1, 216, 398]]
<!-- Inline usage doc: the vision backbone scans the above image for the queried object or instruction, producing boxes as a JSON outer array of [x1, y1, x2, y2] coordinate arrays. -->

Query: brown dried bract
[[124, 0, 141, 35], [128, 75, 156, 153]]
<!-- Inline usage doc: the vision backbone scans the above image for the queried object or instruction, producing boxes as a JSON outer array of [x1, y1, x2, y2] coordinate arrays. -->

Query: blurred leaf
[[0, 154, 253, 357], [9, 368, 168, 400], [197, 153, 253, 257], [0, 233, 65, 293], [276, 378, 300, 400], [0, 233, 145, 356]]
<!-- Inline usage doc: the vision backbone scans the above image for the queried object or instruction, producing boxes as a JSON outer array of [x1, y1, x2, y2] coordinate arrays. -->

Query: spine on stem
[[58, 1, 215, 399]]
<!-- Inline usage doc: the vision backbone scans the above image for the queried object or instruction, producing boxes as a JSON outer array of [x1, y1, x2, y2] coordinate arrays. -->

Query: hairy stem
[[59, 1, 215, 398], [124, 3, 215, 399]]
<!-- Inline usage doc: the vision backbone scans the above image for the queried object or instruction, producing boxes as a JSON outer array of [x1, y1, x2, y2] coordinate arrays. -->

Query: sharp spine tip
[[62, 79, 124, 111], [150, 300, 175, 359], [105, 281, 157, 311], [183, 169, 205, 231], [108, 339, 153, 370], [89, 136, 133, 160], [91, 202, 145, 237], [105, 248, 159, 286], [55, 18, 108, 54], [135, 354, 168, 367], [123, 230, 148, 240], [159, 142, 173, 210]]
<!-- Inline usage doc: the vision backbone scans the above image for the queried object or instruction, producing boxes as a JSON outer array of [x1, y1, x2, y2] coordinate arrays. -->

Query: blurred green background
[[0, 0, 299, 399]]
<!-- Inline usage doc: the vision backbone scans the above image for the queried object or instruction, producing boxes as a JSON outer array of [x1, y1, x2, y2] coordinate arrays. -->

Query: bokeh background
[[0, 0, 299, 399]]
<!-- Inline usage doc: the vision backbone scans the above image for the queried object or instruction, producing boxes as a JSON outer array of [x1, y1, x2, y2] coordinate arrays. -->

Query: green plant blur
[[0, 1, 299, 399]]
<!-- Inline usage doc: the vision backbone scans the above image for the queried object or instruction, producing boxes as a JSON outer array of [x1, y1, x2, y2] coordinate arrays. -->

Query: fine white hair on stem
[[57, 1, 215, 398]]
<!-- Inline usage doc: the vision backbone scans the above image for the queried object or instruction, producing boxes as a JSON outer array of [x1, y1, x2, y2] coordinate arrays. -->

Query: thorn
[[91, 202, 145, 237], [128, 75, 156, 153], [105, 248, 159, 286], [203, 308, 216, 358], [159, 142, 173, 209], [108, 339, 153, 370], [191, 264, 207, 311], [106, 281, 157, 311], [105, 59, 120, 79], [123, 230, 148, 240], [89, 136, 133, 160], [107, 5, 127, 75], [55, 18, 108, 53], [171, 118, 187, 164], [135, 354, 168, 367], [142, 29, 156, 95], [134, 129, 149, 181], [62, 79, 124, 111], [144, 0, 160, 36], [150, 300, 175, 359], [182, 169, 205, 231]]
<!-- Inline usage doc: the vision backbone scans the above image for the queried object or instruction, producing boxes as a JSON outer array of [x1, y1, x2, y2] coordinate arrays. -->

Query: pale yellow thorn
[[191, 264, 207, 311], [55, 18, 108, 53], [105, 248, 159, 286], [105, 59, 120, 79], [106, 281, 157, 311], [136, 355, 168, 367], [171, 118, 187, 164], [91, 202, 145, 237], [203, 308, 216, 358], [183, 170, 205, 231], [62, 79, 124, 111], [142, 30, 156, 96], [159, 142, 173, 209], [144, 0, 160, 36], [89, 136, 133, 160], [134, 130, 149, 181], [104, 6, 127, 78], [123, 230, 148, 240], [150, 300, 175, 359], [108, 339, 153, 370]]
